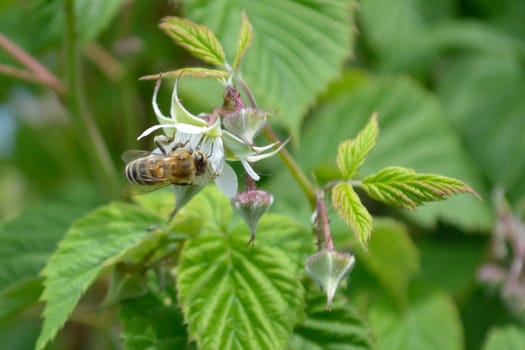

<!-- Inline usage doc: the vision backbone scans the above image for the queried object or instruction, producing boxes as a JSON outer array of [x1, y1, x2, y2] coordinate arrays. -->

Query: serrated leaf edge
[[361, 166, 480, 209], [332, 182, 372, 248], [336, 113, 379, 179], [160, 16, 227, 68]]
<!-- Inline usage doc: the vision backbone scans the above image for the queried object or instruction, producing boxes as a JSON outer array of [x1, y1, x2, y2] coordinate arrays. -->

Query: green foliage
[[355, 219, 420, 305], [290, 293, 373, 350], [232, 11, 253, 72], [332, 182, 372, 248], [0, 202, 87, 290], [160, 16, 228, 68], [0, 279, 42, 319], [336, 114, 379, 180], [0, 185, 101, 320], [140, 67, 230, 81], [1, 1, 524, 349], [120, 291, 192, 350], [368, 284, 463, 350], [177, 217, 305, 350], [362, 166, 477, 210], [295, 71, 492, 230], [183, 0, 355, 138], [37, 203, 162, 350], [15, 0, 124, 49], [483, 325, 525, 350], [437, 53, 525, 203]]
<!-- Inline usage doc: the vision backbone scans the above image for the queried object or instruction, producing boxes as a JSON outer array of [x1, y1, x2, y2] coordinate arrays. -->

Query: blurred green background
[[1, 0, 525, 349]]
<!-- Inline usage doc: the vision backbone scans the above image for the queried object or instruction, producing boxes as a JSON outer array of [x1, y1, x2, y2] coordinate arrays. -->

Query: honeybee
[[123, 142, 209, 195]]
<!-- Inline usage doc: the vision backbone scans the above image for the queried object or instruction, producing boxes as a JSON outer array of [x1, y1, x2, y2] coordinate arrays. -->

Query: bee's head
[[194, 151, 206, 164]]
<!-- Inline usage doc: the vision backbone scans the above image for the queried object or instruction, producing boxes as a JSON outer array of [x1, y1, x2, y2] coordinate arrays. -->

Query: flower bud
[[305, 250, 355, 309], [223, 107, 268, 145], [231, 189, 274, 245]]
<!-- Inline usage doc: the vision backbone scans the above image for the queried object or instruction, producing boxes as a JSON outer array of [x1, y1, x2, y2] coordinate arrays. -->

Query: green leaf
[[332, 182, 372, 249], [369, 284, 463, 350], [419, 234, 485, 295], [139, 67, 230, 81], [183, 0, 355, 138], [177, 225, 304, 350], [24, 0, 124, 48], [437, 54, 525, 204], [120, 292, 192, 350], [135, 185, 232, 234], [36, 203, 161, 350], [355, 219, 420, 305], [296, 70, 492, 230], [0, 278, 42, 320], [361, 166, 478, 210], [337, 113, 379, 179], [483, 325, 525, 350], [160, 16, 227, 67], [0, 184, 102, 293], [232, 11, 253, 72], [100, 267, 148, 308], [290, 293, 373, 350], [0, 203, 81, 291], [232, 213, 314, 266]]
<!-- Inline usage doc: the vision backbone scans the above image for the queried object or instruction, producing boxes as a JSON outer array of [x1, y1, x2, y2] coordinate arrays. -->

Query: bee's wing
[[122, 182, 171, 197], [122, 150, 153, 163]]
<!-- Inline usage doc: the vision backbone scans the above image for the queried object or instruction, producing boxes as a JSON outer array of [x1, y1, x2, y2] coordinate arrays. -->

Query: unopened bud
[[305, 250, 355, 309], [232, 189, 273, 245], [223, 107, 268, 145]]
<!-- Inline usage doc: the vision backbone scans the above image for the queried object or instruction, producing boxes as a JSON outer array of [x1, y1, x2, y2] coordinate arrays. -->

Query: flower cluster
[[137, 75, 286, 224]]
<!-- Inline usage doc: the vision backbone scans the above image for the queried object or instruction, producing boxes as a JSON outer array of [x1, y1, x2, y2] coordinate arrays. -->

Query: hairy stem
[[0, 34, 65, 95], [316, 190, 334, 251], [64, 0, 119, 197], [237, 77, 317, 208], [263, 125, 316, 208]]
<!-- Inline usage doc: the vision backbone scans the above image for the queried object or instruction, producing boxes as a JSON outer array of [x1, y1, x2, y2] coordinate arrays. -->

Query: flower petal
[[245, 137, 290, 163], [223, 130, 256, 159], [215, 162, 238, 198], [200, 133, 224, 175], [171, 76, 208, 127], [137, 124, 177, 140], [241, 159, 260, 181], [252, 141, 280, 153], [152, 78, 173, 124]]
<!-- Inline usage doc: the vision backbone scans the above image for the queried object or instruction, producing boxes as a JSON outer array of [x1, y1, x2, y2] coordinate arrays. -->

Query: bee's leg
[[154, 135, 172, 155]]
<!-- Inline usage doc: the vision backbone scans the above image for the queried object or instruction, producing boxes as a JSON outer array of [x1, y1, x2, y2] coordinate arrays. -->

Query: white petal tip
[[215, 163, 238, 198]]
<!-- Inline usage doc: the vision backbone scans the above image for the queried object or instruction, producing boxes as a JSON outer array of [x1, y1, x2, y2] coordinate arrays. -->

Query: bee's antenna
[[206, 143, 214, 158]]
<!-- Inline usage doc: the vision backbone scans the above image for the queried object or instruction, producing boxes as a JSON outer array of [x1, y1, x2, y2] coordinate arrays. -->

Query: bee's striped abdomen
[[125, 159, 164, 185]]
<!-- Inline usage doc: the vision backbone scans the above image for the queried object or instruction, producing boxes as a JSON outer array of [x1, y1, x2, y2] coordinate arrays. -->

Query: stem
[[83, 42, 141, 150], [263, 125, 316, 208], [245, 170, 256, 191], [316, 190, 334, 251], [0, 64, 45, 84], [64, 0, 119, 197], [236, 77, 317, 208], [0, 34, 65, 95], [324, 179, 361, 190], [83, 42, 124, 81], [237, 77, 258, 108]]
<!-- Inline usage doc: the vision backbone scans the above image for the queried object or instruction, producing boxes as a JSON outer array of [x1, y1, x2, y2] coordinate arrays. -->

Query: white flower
[[138, 75, 288, 194], [138, 77, 237, 197]]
